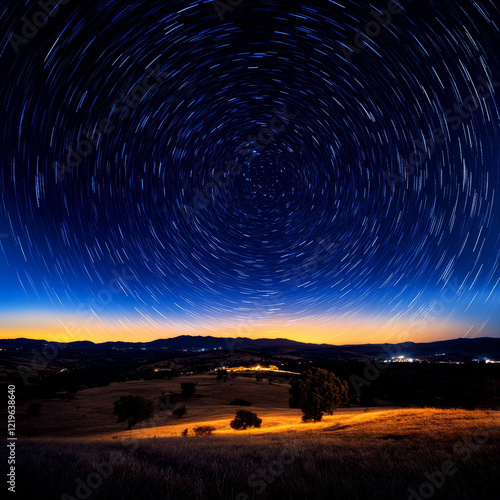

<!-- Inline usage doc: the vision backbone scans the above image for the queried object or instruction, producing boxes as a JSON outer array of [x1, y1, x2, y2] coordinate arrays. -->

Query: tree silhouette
[[113, 395, 155, 429], [181, 382, 196, 396], [230, 398, 252, 406], [173, 406, 187, 418], [230, 410, 262, 430], [289, 368, 348, 422]]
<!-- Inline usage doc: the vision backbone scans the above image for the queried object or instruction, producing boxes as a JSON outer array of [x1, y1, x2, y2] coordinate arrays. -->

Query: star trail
[[0, 0, 499, 344]]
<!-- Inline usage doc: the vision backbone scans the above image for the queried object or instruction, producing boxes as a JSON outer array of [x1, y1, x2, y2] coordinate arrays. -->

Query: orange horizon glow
[[0, 310, 491, 346]]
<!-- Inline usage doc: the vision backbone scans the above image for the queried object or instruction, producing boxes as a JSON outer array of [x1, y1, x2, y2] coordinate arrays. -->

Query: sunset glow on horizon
[[0, 308, 495, 346], [1, 0, 499, 349]]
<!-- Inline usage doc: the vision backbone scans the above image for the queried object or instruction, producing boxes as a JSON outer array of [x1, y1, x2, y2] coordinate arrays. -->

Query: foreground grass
[[16, 409, 500, 500]]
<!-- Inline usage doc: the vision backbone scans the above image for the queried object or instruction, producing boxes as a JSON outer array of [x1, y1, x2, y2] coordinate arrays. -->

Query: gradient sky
[[0, 0, 499, 345]]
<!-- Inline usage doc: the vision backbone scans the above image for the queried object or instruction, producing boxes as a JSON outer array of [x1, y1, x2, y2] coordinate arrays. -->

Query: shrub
[[181, 428, 188, 436], [181, 382, 196, 397], [216, 369, 228, 382], [113, 395, 156, 429], [230, 398, 252, 406], [173, 406, 187, 418], [230, 410, 262, 430], [193, 425, 216, 436]]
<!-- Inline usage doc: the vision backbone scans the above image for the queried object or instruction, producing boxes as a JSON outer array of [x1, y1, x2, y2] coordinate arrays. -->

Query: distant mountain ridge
[[1, 336, 500, 359]]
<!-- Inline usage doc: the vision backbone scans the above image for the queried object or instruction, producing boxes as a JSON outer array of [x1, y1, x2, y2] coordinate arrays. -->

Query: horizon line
[[0, 334, 498, 348]]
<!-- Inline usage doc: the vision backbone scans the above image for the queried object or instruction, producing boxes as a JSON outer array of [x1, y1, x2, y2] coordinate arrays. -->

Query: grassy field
[[16, 374, 297, 438], [10, 375, 500, 499]]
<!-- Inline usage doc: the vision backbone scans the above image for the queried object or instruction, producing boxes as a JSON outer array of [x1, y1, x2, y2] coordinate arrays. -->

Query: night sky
[[0, 0, 499, 344]]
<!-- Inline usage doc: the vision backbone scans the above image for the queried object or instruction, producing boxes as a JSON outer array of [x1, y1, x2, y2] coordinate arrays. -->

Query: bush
[[113, 395, 156, 429], [216, 369, 228, 382], [193, 425, 216, 436], [181, 382, 196, 397], [230, 410, 262, 430], [181, 428, 188, 436], [173, 406, 187, 418], [230, 398, 252, 406]]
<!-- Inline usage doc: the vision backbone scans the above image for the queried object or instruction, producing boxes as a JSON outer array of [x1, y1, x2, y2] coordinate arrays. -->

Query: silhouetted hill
[[1, 336, 499, 360]]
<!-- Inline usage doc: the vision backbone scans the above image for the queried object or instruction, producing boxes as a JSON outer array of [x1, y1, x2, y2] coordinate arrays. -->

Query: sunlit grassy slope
[[110, 406, 500, 441], [11, 373, 500, 499], [14, 374, 500, 441], [16, 407, 500, 500]]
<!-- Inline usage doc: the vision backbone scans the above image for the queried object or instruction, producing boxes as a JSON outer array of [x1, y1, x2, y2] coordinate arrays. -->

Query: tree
[[181, 382, 196, 397], [193, 425, 216, 436], [173, 406, 187, 418], [230, 410, 262, 430], [113, 395, 155, 429], [230, 398, 252, 406], [289, 368, 348, 422]]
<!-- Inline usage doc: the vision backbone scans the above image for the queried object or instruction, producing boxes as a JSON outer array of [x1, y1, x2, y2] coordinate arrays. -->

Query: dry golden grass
[[93, 406, 500, 442], [16, 407, 500, 500], [16, 374, 296, 438], [11, 374, 500, 499]]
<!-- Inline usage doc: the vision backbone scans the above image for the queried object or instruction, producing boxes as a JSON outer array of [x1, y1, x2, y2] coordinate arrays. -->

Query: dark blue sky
[[0, 0, 499, 343]]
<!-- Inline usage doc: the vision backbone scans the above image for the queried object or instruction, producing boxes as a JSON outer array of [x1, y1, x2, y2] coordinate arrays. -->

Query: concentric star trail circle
[[0, 0, 499, 343]]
